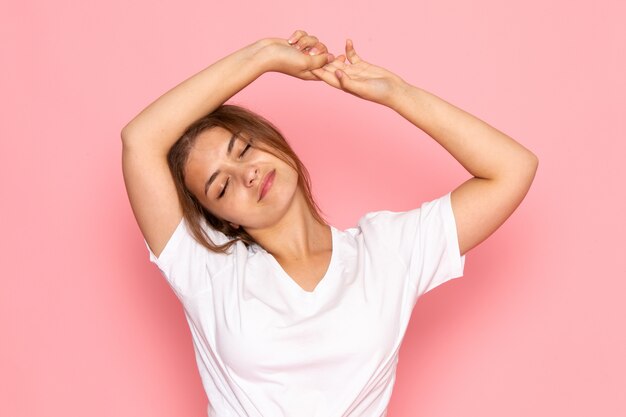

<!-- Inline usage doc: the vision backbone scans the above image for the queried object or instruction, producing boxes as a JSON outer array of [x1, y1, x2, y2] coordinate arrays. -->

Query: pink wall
[[2, 1, 625, 416]]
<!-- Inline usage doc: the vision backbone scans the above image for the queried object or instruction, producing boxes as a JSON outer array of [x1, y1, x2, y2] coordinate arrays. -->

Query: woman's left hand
[[311, 39, 406, 106]]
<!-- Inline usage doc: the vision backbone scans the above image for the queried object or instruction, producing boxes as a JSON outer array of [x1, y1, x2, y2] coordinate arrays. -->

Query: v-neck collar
[[263, 225, 338, 297]]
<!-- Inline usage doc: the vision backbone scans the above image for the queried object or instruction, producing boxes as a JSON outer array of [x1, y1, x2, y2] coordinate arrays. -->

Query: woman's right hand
[[260, 30, 333, 81]]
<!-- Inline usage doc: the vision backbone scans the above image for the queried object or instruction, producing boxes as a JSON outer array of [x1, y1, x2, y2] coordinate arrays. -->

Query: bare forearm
[[312, 40, 538, 254], [388, 83, 538, 180], [121, 40, 271, 152]]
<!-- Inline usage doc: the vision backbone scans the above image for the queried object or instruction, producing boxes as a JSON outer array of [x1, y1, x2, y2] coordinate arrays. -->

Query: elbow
[[120, 122, 143, 150], [519, 151, 539, 188], [517, 147, 539, 177], [498, 150, 538, 178], [528, 149, 539, 166], [524, 151, 539, 176], [498, 151, 538, 187], [120, 123, 134, 144], [527, 151, 539, 176]]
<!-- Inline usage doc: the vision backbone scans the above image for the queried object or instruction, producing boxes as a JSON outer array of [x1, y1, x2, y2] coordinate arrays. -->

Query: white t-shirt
[[146, 192, 465, 417]]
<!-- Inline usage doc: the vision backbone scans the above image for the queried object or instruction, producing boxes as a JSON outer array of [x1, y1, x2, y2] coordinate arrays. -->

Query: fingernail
[[309, 47, 319, 55], [295, 44, 301, 50], [287, 37, 296, 44]]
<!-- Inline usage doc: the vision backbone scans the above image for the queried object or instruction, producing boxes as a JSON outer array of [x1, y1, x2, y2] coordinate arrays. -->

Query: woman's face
[[184, 126, 300, 231]]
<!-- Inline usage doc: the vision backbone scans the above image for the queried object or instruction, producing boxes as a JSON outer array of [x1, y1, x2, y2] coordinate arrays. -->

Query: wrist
[[381, 78, 412, 110], [246, 38, 284, 75]]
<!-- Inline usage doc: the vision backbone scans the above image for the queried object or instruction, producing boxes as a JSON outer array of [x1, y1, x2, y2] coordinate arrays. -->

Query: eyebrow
[[204, 132, 237, 196]]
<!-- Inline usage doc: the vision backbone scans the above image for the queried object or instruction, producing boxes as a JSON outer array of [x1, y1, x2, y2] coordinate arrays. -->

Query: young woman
[[122, 30, 537, 417]]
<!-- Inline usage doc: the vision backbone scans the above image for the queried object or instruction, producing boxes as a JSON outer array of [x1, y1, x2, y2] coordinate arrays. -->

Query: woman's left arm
[[313, 40, 538, 256]]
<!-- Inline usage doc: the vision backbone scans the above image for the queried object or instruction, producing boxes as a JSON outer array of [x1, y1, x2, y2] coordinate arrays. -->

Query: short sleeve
[[145, 218, 231, 296], [359, 192, 465, 297]]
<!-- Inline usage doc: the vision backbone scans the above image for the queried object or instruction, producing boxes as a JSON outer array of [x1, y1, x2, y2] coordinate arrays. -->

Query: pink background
[[2, 0, 625, 416]]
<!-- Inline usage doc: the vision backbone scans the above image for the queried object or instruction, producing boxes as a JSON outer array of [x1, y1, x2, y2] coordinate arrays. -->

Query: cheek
[[188, 188, 226, 220], [210, 197, 246, 223], [203, 200, 228, 220], [285, 169, 300, 190]]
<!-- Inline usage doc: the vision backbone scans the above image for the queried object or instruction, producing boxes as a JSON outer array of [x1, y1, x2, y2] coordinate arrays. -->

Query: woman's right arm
[[121, 31, 330, 257]]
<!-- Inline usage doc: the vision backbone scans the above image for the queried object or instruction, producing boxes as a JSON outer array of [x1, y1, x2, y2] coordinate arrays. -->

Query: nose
[[243, 165, 259, 188]]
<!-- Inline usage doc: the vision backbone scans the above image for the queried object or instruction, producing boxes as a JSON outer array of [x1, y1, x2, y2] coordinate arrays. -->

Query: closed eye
[[217, 139, 251, 199], [239, 143, 251, 158], [218, 177, 230, 199]]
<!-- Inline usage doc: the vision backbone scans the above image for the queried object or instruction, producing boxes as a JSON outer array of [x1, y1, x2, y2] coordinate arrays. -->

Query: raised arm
[[122, 31, 331, 257], [312, 40, 538, 256]]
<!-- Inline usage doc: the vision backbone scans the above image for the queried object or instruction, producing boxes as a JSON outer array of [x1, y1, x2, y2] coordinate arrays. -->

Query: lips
[[258, 169, 275, 201]]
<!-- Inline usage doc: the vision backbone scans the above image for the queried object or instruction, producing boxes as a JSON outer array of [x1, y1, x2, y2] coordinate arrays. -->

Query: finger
[[300, 54, 334, 80], [287, 30, 307, 45], [307, 41, 328, 56], [335, 69, 357, 92], [314, 58, 345, 79], [294, 35, 319, 51], [306, 52, 333, 71], [322, 59, 346, 72], [300, 72, 320, 81], [345, 39, 361, 64], [296, 36, 318, 52], [311, 67, 342, 89]]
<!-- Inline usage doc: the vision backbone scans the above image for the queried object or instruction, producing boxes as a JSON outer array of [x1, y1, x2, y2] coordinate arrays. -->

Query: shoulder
[[356, 193, 451, 238], [348, 193, 460, 265], [355, 193, 465, 296], [146, 217, 242, 294]]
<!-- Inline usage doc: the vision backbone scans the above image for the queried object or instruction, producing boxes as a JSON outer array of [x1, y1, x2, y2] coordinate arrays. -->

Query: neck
[[246, 191, 331, 261]]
